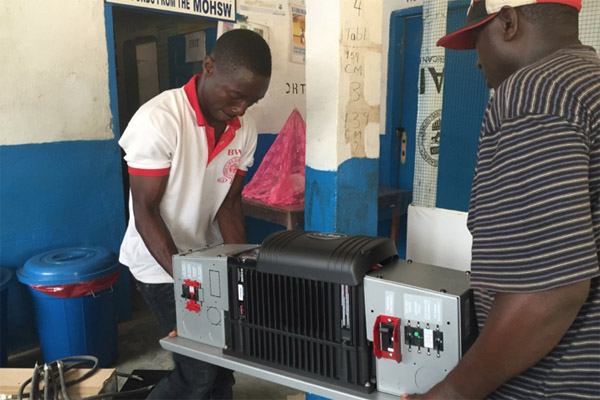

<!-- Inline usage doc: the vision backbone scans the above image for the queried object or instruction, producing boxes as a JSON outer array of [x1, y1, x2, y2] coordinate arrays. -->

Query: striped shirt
[[467, 45, 600, 399]]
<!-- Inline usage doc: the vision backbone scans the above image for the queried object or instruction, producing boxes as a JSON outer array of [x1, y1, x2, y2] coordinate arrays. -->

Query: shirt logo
[[218, 156, 240, 183]]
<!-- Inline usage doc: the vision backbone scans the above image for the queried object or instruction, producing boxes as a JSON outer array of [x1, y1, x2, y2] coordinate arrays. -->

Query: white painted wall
[[0, 1, 113, 145], [237, 2, 307, 134], [305, 0, 383, 171], [337, 1, 383, 162], [305, 0, 340, 171], [0, 0, 307, 146]]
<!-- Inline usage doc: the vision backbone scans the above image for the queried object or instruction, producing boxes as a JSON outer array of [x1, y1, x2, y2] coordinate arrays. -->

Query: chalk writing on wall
[[340, 0, 380, 158]]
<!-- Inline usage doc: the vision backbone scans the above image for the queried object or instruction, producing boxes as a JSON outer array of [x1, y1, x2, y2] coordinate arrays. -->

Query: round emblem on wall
[[418, 109, 442, 167]]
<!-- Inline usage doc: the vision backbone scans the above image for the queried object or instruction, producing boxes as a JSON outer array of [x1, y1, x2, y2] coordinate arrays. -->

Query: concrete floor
[[8, 289, 303, 399]]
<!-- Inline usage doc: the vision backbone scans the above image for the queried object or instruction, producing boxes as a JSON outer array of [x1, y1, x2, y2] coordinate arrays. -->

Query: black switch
[[181, 284, 190, 299], [433, 331, 444, 352], [181, 284, 199, 301], [379, 322, 395, 351], [404, 326, 424, 347], [404, 326, 414, 345]]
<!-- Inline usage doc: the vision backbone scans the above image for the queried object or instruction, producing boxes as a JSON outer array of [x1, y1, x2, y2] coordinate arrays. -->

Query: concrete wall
[[237, 3, 307, 134], [304, 0, 413, 235], [0, 1, 127, 354], [1, 2, 113, 145]]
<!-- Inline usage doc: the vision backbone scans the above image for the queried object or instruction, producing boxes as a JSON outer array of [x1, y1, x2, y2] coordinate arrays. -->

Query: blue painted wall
[[0, 139, 127, 355], [306, 158, 378, 236], [337, 158, 379, 236], [305, 167, 337, 233], [436, 3, 489, 211]]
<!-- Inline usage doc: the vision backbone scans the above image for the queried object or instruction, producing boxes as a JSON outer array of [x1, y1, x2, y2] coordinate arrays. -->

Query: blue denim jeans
[[136, 281, 235, 399]]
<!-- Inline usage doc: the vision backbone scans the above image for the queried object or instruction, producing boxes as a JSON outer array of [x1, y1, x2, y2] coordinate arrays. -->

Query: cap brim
[[436, 13, 497, 50]]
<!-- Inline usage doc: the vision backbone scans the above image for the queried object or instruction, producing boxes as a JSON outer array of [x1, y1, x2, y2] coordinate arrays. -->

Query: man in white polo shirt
[[118, 29, 271, 399]]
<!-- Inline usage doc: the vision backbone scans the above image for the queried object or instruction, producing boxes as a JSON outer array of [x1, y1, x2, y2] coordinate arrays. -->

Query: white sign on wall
[[412, 0, 447, 207], [185, 31, 207, 62], [106, 0, 236, 21]]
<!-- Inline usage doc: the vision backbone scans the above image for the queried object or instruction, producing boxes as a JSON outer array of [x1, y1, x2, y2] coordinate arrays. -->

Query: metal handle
[[396, 127, 407, 164]]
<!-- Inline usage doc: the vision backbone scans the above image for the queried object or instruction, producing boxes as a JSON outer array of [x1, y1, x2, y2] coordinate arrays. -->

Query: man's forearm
[[405, 279, 591, 399], [217, 198, 247, 244], [134, 206, 179, 276]]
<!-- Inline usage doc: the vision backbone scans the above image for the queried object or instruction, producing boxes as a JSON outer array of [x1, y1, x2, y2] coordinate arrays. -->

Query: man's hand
[[402, 382, 464, 400], [403, 279, 590, 399], [402, 394, 423, 400]]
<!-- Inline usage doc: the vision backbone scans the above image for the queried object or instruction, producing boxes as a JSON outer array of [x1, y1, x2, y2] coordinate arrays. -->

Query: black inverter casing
[[225, 230, 398, 393]]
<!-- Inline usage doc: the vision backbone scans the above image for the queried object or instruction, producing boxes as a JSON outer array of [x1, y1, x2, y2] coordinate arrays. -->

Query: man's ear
[[497, 6, 520, 42], [203, 55, 215, 75]]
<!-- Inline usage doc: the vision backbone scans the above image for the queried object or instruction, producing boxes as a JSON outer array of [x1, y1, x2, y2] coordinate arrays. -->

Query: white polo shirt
[[118, 75, 258, 284]]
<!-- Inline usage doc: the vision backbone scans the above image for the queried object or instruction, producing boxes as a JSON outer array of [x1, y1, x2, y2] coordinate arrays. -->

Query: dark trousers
[[136, 281, 235, 400]]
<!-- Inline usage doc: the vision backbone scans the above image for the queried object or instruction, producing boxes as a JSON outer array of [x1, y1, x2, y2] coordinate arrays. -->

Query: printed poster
[[290, 4, 305, 64], [239, 0, 286, 16], [218, 20, 270, 44]]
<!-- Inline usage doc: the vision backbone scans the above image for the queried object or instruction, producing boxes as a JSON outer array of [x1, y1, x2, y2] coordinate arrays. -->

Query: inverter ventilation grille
[[226, 263, 374, 392], [225, 231, 398, 392]]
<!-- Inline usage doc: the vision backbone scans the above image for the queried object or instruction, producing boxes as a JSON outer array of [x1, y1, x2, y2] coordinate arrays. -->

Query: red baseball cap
[[437, 0, 582, 50]]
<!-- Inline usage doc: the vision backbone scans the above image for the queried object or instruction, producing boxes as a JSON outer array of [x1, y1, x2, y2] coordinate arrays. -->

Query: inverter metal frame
[[168, 231, 477, 397]]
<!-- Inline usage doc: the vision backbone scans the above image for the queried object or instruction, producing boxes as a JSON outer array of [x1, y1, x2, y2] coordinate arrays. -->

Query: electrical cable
[[56, 361, 70, 400], [15, 355, 155, 400], [31, 364, 40, 400], [42, 364, 49, 400]]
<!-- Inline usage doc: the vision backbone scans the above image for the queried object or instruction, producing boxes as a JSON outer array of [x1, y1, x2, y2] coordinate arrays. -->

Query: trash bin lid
[[0, 267, 12, 291], [17, 247, 120, 286]]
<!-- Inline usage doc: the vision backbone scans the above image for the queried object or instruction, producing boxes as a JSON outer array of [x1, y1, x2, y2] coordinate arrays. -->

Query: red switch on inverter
[[373, 315, 402, 363], [185, 299, 201, 313], [184, 279, 200, 288]]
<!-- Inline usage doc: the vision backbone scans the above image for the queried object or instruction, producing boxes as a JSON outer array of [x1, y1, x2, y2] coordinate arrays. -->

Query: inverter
[[171, 230, 477, 395]]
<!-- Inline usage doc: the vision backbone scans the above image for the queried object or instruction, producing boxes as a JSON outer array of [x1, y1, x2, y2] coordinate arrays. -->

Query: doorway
[[380, 1, 489, 257], [108, 5, 218, 219]]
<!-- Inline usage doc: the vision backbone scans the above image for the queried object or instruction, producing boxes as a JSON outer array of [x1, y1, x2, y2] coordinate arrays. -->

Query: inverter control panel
[[173, 244, 258, 348], [364, 259, 477, 396]]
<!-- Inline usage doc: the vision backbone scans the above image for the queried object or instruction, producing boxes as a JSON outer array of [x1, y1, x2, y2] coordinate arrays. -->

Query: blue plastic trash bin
[[17, 247, 120, 367], [0, 267, 12, 367]]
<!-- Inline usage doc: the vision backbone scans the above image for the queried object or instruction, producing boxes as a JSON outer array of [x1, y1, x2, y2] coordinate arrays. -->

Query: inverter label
[[182, 262, 203, 281], [403, 293, 442, 324]]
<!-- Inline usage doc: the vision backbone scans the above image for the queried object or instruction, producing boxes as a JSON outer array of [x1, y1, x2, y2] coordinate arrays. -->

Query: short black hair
[[211, 29, 272, 78]]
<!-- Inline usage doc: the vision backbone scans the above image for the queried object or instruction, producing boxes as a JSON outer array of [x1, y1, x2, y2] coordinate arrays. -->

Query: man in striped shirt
[[405, 0, 599, 398]]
